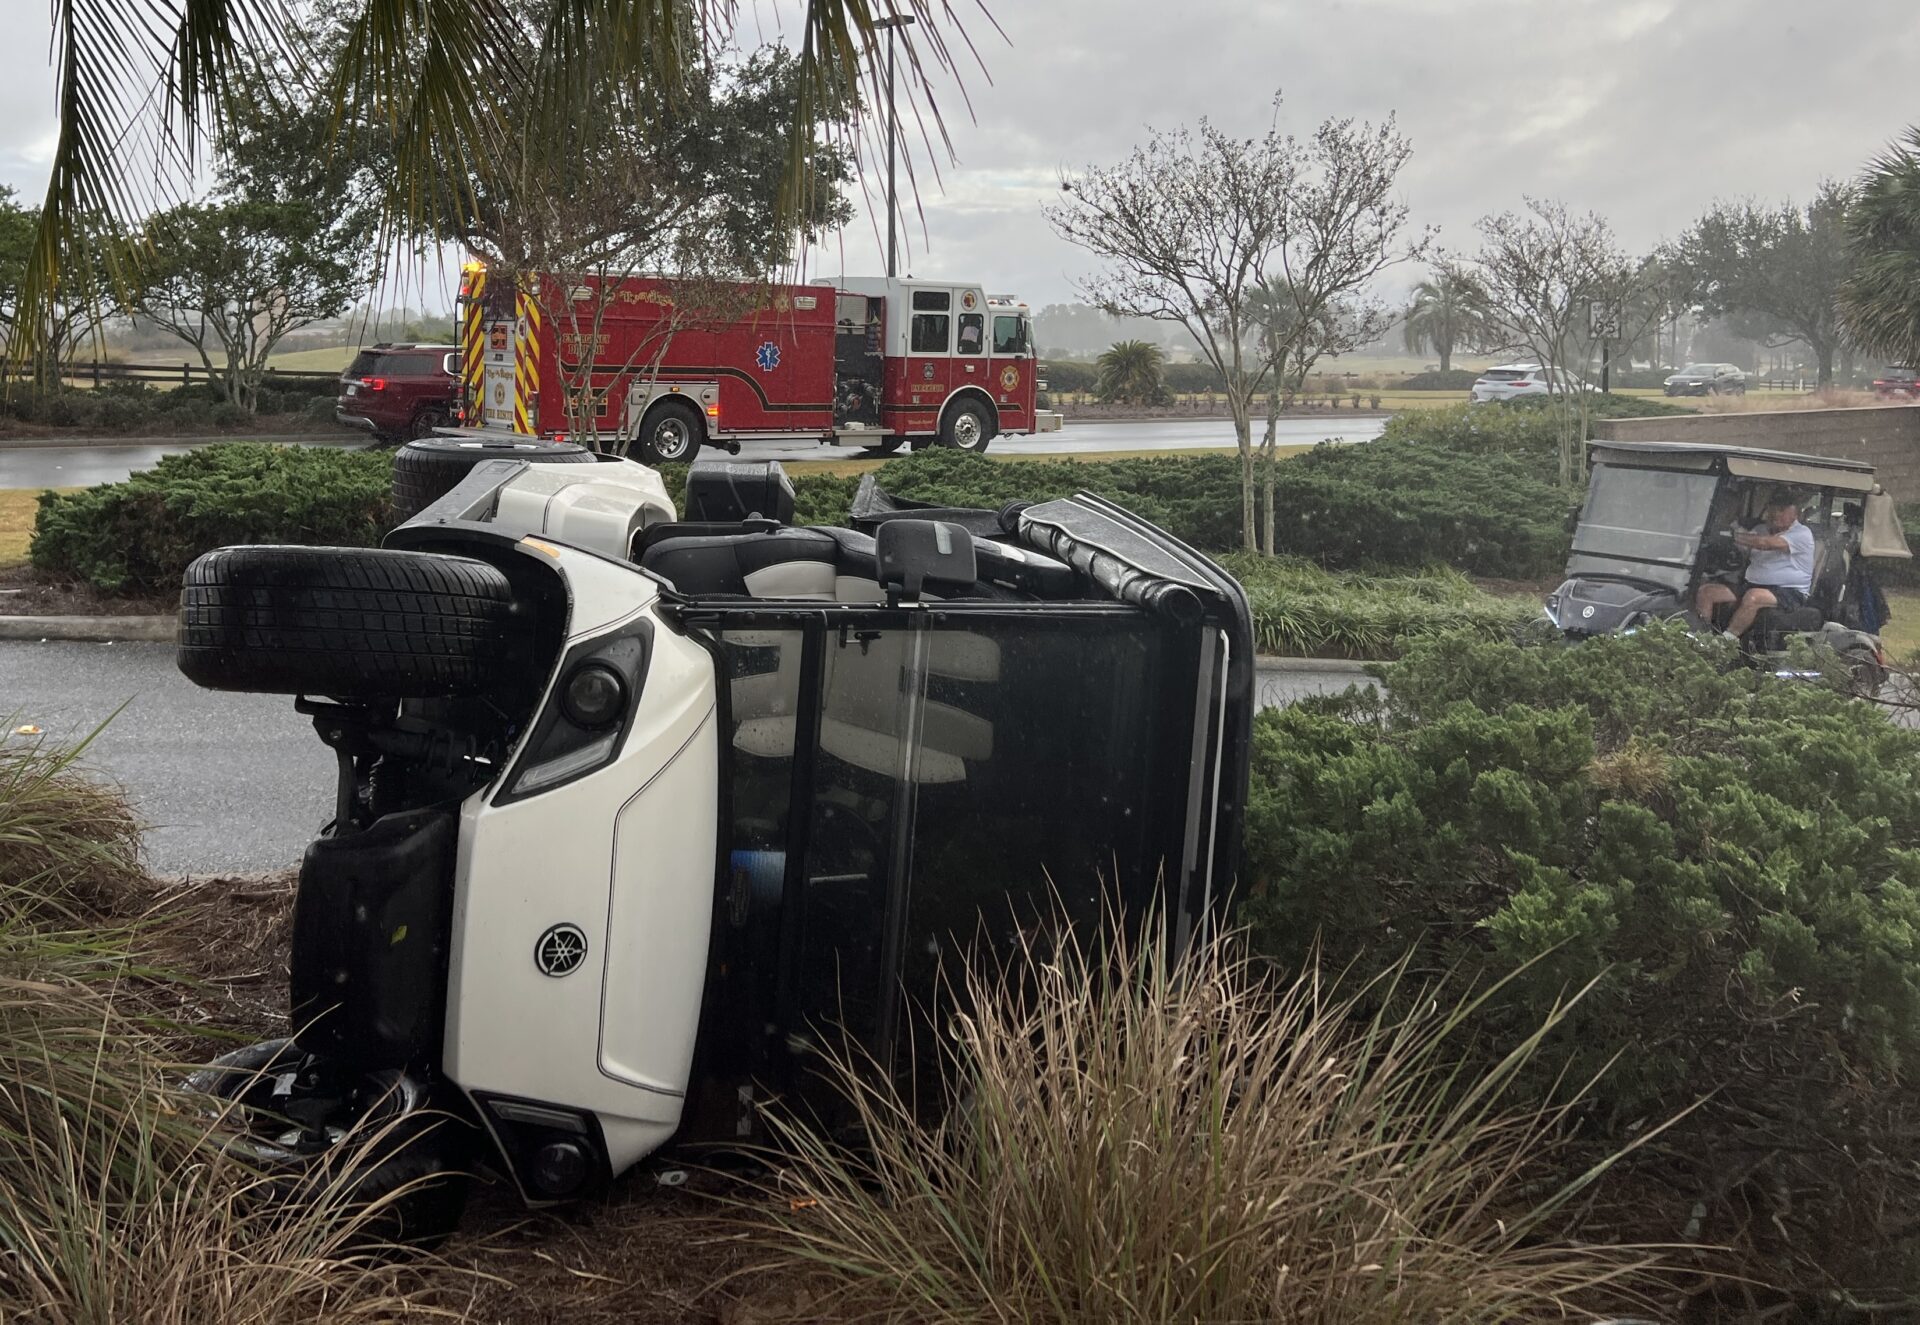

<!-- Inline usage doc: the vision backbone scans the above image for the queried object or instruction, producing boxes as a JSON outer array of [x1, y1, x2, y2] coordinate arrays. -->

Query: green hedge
[[30, 444, 393, 592], [1242, 625, 1920, 1299], [1261, 439, 1572, 577], [1396, 368, 1479, 391]]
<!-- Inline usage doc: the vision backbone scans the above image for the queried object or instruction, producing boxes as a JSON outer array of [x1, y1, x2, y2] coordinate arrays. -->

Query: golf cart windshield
[[1569, 464, 1720, 584]]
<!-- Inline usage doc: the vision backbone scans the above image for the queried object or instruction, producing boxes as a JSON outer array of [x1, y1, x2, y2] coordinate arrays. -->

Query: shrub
[[1224, 554, 1534, 657], [1242, 625, 1920, 1303], [749, 917, 1665, 1324], [1037, 360, 1095, 394], [31, 443, 395, 593], [1400, 368, 1480, 391], [1262, 438, 1575, 577], [1380, 402, 1566, 481]]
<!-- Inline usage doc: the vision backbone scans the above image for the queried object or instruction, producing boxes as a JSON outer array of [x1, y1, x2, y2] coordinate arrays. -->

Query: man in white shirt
[[1694, 494, 1817, 641]]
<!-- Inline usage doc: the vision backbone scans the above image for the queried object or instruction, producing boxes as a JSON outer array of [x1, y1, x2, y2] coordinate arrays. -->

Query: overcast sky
[[2, 0, 1915, 311]]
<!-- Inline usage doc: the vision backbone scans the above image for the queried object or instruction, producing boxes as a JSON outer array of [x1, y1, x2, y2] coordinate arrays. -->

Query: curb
[[0, 615, 174, 643], [0, 432, 365, 452], [1254, 655, 1382, 673]]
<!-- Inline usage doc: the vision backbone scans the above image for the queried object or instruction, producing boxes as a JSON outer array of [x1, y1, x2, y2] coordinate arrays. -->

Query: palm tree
[[1842, 127, 1920, 366], [1095, 340, 1168, 405], [16, 0, 972, 366], [1401, 271, 1486, 372]]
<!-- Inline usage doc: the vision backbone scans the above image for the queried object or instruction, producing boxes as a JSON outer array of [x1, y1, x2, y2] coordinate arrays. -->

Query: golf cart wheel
[[185, 1038, 473, 1248], [939, 400, 994, 453], [177, 545, 514, 698], [391, 436, 595, 521], [1844, 647, 1888, 697]]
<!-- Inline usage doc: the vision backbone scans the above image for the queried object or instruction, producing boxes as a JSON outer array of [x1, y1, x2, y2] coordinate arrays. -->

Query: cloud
[[0, 0, 1913, 308]]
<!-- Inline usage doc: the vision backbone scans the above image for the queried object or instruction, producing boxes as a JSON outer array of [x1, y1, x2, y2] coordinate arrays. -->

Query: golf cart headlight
[[561, 663, 626, 729], [499, 621, 652, 803]]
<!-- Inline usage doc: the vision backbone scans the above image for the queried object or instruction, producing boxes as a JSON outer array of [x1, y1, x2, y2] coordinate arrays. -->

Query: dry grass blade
[[0, 717, 142, 921], [738, 917, 1674, 1324]]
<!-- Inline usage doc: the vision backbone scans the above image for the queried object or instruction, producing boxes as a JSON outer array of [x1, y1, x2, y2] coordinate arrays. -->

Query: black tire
[[939, 400, 994, 453], [634, 401, 703, 464], [186, 1039, 473, 1248], [391, 437, 595, 522], [178, 545, 514, 698], [405, 405, 451, 443]]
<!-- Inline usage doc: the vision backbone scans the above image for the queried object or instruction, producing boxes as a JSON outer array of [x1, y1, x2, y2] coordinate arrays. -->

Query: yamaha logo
[[535, 924, 588, 977], [1581, 605, 1595, 619]]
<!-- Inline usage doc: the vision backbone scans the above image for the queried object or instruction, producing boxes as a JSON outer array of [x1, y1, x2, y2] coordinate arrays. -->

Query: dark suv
[[336, 344, 460, 443]]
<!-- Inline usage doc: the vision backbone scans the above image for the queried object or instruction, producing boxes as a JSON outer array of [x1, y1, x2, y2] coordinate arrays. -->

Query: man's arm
[[1734, 531, 1790, 551]]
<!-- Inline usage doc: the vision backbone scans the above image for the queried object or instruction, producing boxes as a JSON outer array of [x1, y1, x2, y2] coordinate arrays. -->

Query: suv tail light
[[361, 376, 388, 391]]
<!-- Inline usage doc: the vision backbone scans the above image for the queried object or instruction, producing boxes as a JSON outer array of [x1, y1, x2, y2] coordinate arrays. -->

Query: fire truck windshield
[[992, 316, 1029, 355]]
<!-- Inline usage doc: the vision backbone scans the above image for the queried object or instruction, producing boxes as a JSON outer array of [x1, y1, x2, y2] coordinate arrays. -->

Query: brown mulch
[[0, 565, 171, 617], [131, 870, 821, 1325]]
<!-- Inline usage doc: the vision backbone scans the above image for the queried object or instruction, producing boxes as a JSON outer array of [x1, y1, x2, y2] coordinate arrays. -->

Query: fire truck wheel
[[635, 401, 704, 464], [940, 400, 995, 453], [392, 437, 596, 521], [177, 545, 515, 698]]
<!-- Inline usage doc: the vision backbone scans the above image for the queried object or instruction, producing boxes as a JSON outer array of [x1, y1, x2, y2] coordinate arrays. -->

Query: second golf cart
[[1545, 441, 1912, 686]]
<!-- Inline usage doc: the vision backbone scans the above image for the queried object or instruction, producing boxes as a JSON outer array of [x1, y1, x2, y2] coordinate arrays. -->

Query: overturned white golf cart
[[176, 451, 1252, 1238]]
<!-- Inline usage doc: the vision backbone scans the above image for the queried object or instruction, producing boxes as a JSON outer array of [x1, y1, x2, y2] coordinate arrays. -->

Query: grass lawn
[[0, 488, 67, 569], [266, 345, 359, 373], [1881, 588, 1920, 663]]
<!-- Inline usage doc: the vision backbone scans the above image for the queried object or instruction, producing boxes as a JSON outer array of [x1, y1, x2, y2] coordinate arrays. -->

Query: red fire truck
[[455, 265, 1058, 462]]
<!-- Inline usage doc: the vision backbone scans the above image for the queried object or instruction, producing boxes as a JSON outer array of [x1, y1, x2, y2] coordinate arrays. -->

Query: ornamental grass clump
[[747, 916, 1665, 1324], [0, 732, 456, 1322]]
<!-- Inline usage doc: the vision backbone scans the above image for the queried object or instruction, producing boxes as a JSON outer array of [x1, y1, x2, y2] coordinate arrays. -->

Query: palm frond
[[11, 0, 279, 372]]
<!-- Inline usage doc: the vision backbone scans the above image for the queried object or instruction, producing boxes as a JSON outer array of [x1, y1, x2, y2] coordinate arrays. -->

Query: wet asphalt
[[0, 416, 1386, 490], [0, 640, 1364, 876]]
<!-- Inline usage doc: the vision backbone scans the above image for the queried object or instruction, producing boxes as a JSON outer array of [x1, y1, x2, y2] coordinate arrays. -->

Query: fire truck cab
[[455, 267, 1060, 462]]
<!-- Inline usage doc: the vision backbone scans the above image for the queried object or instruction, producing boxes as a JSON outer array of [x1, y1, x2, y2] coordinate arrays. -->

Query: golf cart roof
[[1587, 441, 1879, 494]]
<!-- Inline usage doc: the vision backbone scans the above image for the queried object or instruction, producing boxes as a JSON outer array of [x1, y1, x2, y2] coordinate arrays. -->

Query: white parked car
[[1469, 363, 1596, 403]]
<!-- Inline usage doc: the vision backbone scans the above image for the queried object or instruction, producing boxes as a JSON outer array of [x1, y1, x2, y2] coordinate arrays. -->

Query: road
[[1, 639, 331, 876], [0, 639, 1366, 876], [0, 416, 1384, 489]]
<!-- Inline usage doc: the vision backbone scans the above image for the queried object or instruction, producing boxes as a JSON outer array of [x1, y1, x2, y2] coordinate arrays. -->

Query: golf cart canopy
[[1585, 441, 1910, 560], [1587, 441, 1879, 493]]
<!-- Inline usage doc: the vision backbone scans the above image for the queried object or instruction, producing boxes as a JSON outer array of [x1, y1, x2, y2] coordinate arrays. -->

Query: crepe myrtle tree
[[1444, 199, 1653, 486], [1049, 97, 1420, 552], [1674, 182, 1854, 387], [1250, 114, 1426, 553]]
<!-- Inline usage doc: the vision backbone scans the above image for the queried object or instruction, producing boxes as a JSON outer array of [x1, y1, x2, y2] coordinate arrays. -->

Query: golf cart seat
[[640, 527, 888, 603]]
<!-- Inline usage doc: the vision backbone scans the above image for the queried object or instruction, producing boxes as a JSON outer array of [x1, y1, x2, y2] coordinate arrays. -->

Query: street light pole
[[876, 13, 916, 279]]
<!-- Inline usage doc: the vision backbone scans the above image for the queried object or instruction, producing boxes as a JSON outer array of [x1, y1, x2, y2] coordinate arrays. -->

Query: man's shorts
[[1743, 581, 1808, 612]]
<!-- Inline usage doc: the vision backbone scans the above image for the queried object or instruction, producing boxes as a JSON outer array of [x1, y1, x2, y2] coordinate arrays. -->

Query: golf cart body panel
[[1551, 441, 1901, 675], [184, 454, 1253, 1211]]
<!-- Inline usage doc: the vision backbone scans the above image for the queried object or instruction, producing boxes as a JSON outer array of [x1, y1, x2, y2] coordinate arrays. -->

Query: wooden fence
[[0, 360, 339, 388]]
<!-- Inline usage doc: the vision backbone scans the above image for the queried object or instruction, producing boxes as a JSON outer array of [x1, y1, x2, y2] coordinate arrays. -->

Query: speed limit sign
[[1588, 301, 1621, 340]]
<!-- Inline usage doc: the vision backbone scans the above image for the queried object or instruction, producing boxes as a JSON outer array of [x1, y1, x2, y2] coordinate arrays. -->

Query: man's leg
[[1726, 586, 1778, 639], [1695, 581, 1736, 623]]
